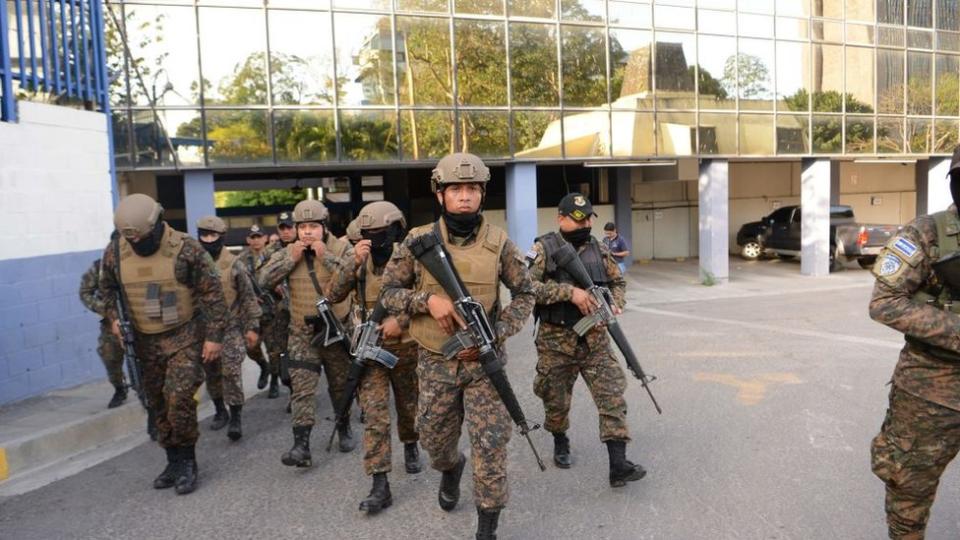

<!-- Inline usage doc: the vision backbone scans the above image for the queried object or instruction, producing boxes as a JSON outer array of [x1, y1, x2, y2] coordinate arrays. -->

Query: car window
[[791, 209, 801, 223], [768, 207, 792, 223]]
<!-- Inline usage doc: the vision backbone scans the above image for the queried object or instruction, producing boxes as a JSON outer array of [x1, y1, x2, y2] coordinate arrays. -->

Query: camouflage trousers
[[358, 340, 419, 475], [248, 311, 290, 375], [416, 349, 511, 511], [287, 323, 351, 428], [97, 320, 124, 388], [202, 323, 246, 406], [871, 385, 960, 540], [137, 333, 205, 449], [533, 338, 629, 442]]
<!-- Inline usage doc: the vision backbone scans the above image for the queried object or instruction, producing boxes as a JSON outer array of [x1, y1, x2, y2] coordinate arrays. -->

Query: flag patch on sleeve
[[892, 237, 918, 259]]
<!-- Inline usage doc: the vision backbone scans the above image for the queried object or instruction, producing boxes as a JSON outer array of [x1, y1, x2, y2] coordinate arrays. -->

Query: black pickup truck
[[736, 205, 903, 270]]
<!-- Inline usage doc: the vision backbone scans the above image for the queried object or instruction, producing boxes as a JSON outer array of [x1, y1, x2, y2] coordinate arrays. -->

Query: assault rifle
[[409, 230, 546, 471]]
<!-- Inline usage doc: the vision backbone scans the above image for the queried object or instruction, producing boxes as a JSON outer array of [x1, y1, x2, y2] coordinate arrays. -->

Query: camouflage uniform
[[258, 237, 354, 429], [869, 206, 960, 539], [528, 237, 630, 442], [79, 260, 124, 388], [381, 217, 535, 511], [329, 258, 420, 476], [100, 225, 227, 449], [242, 244, 290, 376]]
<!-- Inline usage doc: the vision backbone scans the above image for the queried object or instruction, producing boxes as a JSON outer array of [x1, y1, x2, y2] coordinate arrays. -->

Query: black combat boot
[[337, 420, 356, 453], [227, 405, 242, 441], [256, 360, 270, 390], [606, 440, 646, 487], [475, 508, 501, 540], [404, 442, 422, 474], [107, 385, 127, 409], [438, 453, 466, 511], [174, 445, 198, 495], [268, 375, 280, 399], [153, 447, 178, 489], [553, 432, 572, 469], [147, 409, 158, 441], [209, 399, 229, 431], [358, 472, 392, 514], [281, 425, 313, 467]]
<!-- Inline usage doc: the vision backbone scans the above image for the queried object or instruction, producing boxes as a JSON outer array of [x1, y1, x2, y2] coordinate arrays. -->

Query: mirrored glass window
[[654, 32, 695, 109], [698, 10, 736, 36], [653, 5, 694, 31], [739, 13, 774, 39], [509, 22, 558, 107], [268, 10, 335, 106], [124, 5, 199, 107], [198, 8, 267, 105], [609, 29, 654, 109], [655, 111, 695, 155], [508, 0, 555, 19], [846, 0, 875, 22], [698, 0, 734, 9], [561, 25, 608, 107], [455, 0, 503, 16], [739, 0, 773, 14], [113, 112, 133, 168], [608, 2, 651, 28], [776, 114, 810, 153], [737, 38, 775, 110], [561, 0, 605, 22], [454, 19, 507, 106], [610, 110, 655, 156], [935, 54, 960, 116], [334, 13, 395, 106], [811, 43, 844, 112], [776, 0, 810, 17], [877, 0, 904, 25], [740, 114, 775, 154], [562, 111, 609, 157], [340, 109, 399, 161], [908, 51, 933, 114], [877, 116, 905, 153], [205, 109, 273, 164], [908, 0, 932, 28], [811, 115, 843, 153], [846, 116, 874, 153], [273, 110, 337, 163], [268, 0, 331, 8], [907, 118, 933, 153], [333, 0, 390, 9], [878, 49, 905, 113], [459, 110, 510, 157], [812, 0, 843, 18], [400, 110, 455, 160], [397, 0, 449, 12], [777, 41, 811, 112], [937, 0, 960, 31], [698, 113, 737, 154], [934, 118, 959, 152], [776, 17, 809, 40], [845, 47, 875, 113], [696, 35, 736, 110], [513, 110, 563, 158], [134, 109, 206, 167], [396, 16, 454, 106]]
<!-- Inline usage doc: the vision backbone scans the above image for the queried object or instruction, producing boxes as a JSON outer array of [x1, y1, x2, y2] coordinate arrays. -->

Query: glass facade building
[[107, 0, 960, 170]]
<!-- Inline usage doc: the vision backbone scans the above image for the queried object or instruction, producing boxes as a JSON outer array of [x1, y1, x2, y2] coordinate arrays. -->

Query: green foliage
[[721, 54, 771, 99], [220, 190, 304, 208]]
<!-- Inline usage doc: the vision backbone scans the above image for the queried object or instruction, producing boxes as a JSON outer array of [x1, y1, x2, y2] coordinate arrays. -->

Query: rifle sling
[[287, 359, 323, 374]]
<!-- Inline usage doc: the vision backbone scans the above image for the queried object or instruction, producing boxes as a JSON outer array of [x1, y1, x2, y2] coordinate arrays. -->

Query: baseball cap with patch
[[558, 192, 596, 222], [277, 211, 294, 227], [248, 224, 265, 237]]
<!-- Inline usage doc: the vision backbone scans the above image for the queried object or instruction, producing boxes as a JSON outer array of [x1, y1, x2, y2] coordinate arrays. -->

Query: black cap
[[277, 211, 294, 227], [558, 192, 596, 221], [247, 224, 265, 237], [604, 222, 616, 231]]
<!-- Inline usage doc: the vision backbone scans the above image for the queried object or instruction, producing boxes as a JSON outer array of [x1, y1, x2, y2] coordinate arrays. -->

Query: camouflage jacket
[[79, 259, 107, 319], [225, 255, 263, 334], [528, 237, 626, 354], [329, 256, 412, 332], [99, 229, 228, 346], [239, 245, 288, 314], [869, 209, 960, 411]]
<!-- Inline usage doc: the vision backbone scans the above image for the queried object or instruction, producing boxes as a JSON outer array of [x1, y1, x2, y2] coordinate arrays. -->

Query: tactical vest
[[408, 218, 505, 353], [118, 224, 195, 334], [216, 249, 238, 309], [912, 209, 960, 315], [535, 232, 610, 328], [288, 235, 352, 326], [361, 254, 414, 345]]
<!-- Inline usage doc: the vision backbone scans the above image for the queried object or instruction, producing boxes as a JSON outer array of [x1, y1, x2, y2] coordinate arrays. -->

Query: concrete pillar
[[922, 158, 952, 215], [800, 159, 831, 276], [830, 161, 841, 206], [612, 168, 634, 266], [183, 170, 216, 238], [505, 163, 538, 253], [698, 160, 729, 284]]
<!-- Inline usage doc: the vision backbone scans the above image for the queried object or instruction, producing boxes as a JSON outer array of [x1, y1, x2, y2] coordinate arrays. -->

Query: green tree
[[721, 53, 771, 99], [220, 189, 303, 208]]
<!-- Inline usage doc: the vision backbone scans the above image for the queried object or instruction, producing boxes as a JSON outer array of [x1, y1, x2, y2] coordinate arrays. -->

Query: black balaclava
[[197, 229, 224, 260], [950, 146, 960, 211], [561, 226, 593, 248], [364, 222, 405, 267], [130, 217, 166, 257]]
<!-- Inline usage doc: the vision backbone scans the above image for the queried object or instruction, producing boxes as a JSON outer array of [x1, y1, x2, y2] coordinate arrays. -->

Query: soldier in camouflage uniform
[[326, 201, 422, 515], [259, 200, 357, 468], [239, 224, 281, 396], [100, 194, 227, 495], [381, 153, 535, 540], [528, 193, 646, 487], [869, 147, 960, 540], [79, 254, 127, 409], [195, 216, 262, 441]]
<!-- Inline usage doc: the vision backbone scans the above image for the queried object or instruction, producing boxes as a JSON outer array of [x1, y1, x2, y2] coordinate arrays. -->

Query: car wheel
[[857, 256, 877, 270], [829, 246, 846, 272], [740, 241, 762, 260]]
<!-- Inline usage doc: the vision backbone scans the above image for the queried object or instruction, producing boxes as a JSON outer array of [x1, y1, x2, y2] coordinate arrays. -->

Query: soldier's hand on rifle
[[111, 319, 121, 339], [290, 241, 308, 263], [427, 294, 467, 336], [380, 316, 402, 340], [354, 239, 371, 265], [457, 347, 480, 362], [202, 341, 223, 363], [571, 287, 598, 315], [244, 330, 259, 350]]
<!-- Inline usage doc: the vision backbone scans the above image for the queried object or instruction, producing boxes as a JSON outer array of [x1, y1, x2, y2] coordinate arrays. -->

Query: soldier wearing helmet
[[341, 218, 362, 246], [258, 199, 358, 468], [380, 153, 535, 538], [325, 201, 421, 515], [194, 216, 263, 441], [98, 194, 228, 495]]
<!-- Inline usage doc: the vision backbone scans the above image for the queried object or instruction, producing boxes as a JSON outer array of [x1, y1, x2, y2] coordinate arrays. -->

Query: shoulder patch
[[892, 237, 918, 259], [878, 253, 903, 276], [525, 249, 538, 261]]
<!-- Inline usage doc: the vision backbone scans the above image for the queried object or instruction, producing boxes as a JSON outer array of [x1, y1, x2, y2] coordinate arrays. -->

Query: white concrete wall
[[0, 102, 114, 260]]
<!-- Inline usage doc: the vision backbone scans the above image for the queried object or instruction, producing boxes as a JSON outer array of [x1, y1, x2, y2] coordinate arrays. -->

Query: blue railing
[[0, 0, 109, 122]]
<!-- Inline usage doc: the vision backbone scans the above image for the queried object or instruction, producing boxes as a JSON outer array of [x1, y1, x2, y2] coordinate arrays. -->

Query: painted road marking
[[694, 372, 803, 405], [0, 447, 8, 481]]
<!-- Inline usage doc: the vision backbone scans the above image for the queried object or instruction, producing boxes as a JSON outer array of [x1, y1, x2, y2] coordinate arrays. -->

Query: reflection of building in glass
[[353, 18, 395, 105]]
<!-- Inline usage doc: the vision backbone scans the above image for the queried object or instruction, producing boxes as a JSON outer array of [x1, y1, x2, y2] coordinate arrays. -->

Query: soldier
[[195, 216, 262, 440], [869, 147, 960, 539], [261, 213, 296, 401], [100, 194, 227, 495], [527, 193, 646, 487], [238, 224, 277, 395], [326, 201, 422, 515], [381, 152, 535, 540], [79, 253, 127, 409], [259, 200, 357, 468], [342, 218, 362, 246]]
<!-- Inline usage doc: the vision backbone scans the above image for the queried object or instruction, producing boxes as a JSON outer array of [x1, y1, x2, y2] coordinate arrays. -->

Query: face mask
[[371, 246, 393, 267], [951, 171, 960, 211], [130, 219, 165, 257], [443, 210, 481, 237], [362, 228, 390, 248], [561, 226, 592, 248], [199, 237, 224, 260]]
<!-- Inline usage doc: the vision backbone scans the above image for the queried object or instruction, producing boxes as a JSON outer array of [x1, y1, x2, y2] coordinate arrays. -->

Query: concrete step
[[0, 360, 268, 497]]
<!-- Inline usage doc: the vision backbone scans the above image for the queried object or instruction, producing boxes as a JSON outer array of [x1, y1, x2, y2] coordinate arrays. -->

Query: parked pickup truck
[[736, 205, 903, 270]]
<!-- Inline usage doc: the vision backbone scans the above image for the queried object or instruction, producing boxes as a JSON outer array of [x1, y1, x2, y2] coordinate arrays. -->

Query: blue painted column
[[505, 163, 538, 254], [801, 159, 831, 276], [613, 168, 634, 267], [184, 170, 216, 238], [698, 159, 729, 284]]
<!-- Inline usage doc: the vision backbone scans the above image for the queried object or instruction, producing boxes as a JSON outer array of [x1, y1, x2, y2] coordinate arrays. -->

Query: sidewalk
[[0, 360, 264, 497]]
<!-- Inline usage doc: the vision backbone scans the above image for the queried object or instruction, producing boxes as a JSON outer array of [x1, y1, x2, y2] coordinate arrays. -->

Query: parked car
[[736, 205, 903, 270]]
